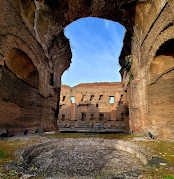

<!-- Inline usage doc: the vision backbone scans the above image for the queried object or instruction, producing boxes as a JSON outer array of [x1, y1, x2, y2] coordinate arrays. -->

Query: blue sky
[[62, 17, 125, 87]]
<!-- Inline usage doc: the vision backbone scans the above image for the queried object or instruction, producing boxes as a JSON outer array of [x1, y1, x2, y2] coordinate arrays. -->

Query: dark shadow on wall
[[5, 48, 39, 88], [116, 100, 130, 132], [0, 65, 54, 134], [156, 39, 174, 57], [147, 38, 174, 139]]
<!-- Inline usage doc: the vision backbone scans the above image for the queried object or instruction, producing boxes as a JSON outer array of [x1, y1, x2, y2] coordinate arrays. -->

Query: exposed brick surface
[[58, 83, 128, 131], [0, 0, 173, 139]]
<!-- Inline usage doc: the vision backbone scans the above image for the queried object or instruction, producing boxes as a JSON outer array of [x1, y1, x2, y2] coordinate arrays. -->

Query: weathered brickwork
[[58, 83, 128, 132], [0, 0, 173, 139], [123, 0, 174, 139]]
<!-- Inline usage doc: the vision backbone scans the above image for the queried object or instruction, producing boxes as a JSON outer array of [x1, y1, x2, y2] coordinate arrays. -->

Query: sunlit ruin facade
[[0, 0, 173, 139], [59, 83, 129, 132]]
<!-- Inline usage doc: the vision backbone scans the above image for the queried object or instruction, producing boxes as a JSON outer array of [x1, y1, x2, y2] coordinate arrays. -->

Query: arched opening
[[147, 39, 174, 139], [5, 49, 39, 88], [58, 17, 128, 133], [0, 48, 48, 134], [62, 17, 125, 86]]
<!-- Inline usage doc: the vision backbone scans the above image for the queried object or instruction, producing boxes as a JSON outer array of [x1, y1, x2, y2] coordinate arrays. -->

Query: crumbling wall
[[0, 0, 67, 133], [0, 0, 136, 133], [59, 83, 128, 131], [146, 39, 174, 139], [0, 66, 55, 133], [121, 0, 174, 139], [0, 0, 173, 139]]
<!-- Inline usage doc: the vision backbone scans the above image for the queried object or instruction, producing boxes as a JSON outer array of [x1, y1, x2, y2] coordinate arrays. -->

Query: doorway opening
[[81, 112, 86, 121]]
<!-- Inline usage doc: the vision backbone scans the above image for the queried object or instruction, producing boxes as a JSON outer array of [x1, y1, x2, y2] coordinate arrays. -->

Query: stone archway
[[0, 48, 56, 134], [17, 0, 137, 132], [147, 39, 174, 139], [0, 0, 173, 138], [18, 0, 137, 88]]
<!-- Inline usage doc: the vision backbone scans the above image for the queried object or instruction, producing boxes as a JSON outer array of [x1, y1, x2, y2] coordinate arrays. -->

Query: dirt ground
[[0, 133, 174, 179]]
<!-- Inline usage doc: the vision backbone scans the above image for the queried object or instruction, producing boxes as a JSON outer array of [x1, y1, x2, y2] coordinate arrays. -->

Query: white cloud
[[62, 17, 125, 86], [104, 20, 110, 29]]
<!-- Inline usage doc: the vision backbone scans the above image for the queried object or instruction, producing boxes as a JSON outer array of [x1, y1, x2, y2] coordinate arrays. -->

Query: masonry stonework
[[0, 0, 173, 139], [58, 83, 129, 132]]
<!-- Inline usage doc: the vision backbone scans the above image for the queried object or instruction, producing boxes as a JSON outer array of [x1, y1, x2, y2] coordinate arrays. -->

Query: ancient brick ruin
[[0, 0, 173, 139], [59, 83, 129, 132]]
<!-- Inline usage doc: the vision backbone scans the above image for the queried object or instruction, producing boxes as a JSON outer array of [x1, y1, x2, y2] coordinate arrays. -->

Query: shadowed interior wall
[[147, 39, 174, 139], [0, 49, 56, 133], [0, 0, 173, 139], [5, 49, 39, 88]]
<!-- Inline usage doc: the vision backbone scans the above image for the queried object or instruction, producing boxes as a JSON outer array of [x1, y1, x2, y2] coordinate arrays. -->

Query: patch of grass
[[44, 132, 87, 138], [138, 140, 174, 179], [0, 134, 173, 179], [0, 138, 40, 166], [44, 132, 138, 140], [98, 133, 138, 140], [162, 175, 174, 179], [138, 140, 174, 164], [142, 166, 174, 179], [0, 150, 8, 159], [0, 137, 41, 178], [0, 140, 24, 167], [0, 170, 20, 179]]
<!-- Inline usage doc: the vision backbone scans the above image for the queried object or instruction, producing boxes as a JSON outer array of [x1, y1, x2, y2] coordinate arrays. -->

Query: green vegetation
[[138, 140, 174, 179], [0, 138, 41, 178], [44, 132, 137, 140], [119, 55, 132, 71], [0, 140, 23, 167], [0, 170, 19, 179], [0, 138, 40, 166], [0, 150, 8, 159], [162, 176, 174, 179], [139, 140, 174, 164], [129, 71, 134, 81], [0, 134, 173, 179]]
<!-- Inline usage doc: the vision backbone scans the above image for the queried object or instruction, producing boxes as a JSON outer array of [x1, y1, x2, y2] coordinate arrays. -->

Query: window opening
[[90, 113, 94, 120], [99, 113, 104, 120], [62, 96, 66, 101], [81, 113, 86, 120], [90, 95, 94, 101], [99, 95, 103, 100], [50, 73, 54, 86], [62, 17, 125, 87], [81, 95, 85, 101], [62, 114, 65, 120], [71, 97, 75, 103], [109, 96, 114, 104]]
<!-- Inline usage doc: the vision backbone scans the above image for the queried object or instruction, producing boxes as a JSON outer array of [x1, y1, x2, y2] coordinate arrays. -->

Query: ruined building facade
[[0, 0, 173, 139], [59, 83, 128, 132]]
